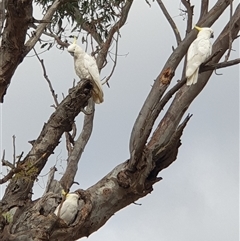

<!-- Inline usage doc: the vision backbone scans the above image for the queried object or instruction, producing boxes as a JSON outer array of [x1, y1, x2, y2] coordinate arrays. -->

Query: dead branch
[[12, 135, 16, 166], [1, 150, 12, 169], [33, 48, 59, 107], [181, 0, 193, 36], [0, 150, 21, 184], [156, 0, 182, 45], [0, 170, 16, 184]]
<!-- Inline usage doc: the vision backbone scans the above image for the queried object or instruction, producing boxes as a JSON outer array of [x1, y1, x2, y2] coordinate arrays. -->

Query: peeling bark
[[0, 0, 33, 102]]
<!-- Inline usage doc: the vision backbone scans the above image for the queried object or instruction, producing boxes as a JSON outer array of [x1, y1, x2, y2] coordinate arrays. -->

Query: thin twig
[[0, 150, 21, 184], [224, 0, 233, 61], [29, 23, 69, 49], [12, 135, 16, 167], [200, 58, 240, 72], [16, 152, 24, 163], [101, 33, 120, 87], [97, 0, 133, 68], [181, 0, 193, 36], [1, 149, 14, 169], [156, 0, 182, 45], [33, 47, 59, 107], [2, 160, 14, 169], [0, 170, 17, 184], [24, 0, 63, 55]]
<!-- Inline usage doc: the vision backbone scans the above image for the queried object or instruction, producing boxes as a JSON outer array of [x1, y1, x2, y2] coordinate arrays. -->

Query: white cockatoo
[[54, 192, 79, 225], [67, 37, 104, 104], [186, 26, 214, 86]]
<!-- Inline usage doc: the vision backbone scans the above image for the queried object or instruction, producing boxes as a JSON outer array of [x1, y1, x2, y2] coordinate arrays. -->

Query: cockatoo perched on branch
[[68, 37, 104, 104], [186, 26, 214, 86], [54, 192, 79, 225]]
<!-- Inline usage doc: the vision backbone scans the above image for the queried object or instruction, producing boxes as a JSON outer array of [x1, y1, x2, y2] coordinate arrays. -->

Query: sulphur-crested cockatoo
[[54, 192, 79, 225], [186, 26, 214, 86], [67, 38, 104, 104]]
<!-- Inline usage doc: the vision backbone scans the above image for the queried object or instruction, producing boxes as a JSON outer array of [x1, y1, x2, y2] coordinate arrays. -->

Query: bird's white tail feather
[[91, 81, 104, 104], [186, 68, 199, 86]]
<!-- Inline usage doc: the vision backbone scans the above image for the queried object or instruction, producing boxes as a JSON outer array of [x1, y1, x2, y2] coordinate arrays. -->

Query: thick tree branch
[[0, 0, 33, 102], [156, 0, 182, 45], [0, 0, 70, 102], [0, 79, 92, 211], [50, 114, 191, 240], [200, 0, 209, 20], [148, 4, 240, 151], [60, 101, 95, 191], [129, 0, 233, 167]]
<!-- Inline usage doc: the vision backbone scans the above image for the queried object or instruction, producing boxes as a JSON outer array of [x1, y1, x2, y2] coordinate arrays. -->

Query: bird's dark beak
[[70, 52, 74, 56], [211, 33, 214, 38]]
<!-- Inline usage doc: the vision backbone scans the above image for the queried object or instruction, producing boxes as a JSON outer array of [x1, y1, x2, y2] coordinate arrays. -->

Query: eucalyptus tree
[[0, 0, 239, 240]]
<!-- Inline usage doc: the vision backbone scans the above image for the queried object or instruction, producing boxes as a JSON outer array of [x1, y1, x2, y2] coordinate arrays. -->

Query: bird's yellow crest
[[73, 36, 77, 44], [194, 25, 202, 31], [61, 189, 67, 196]]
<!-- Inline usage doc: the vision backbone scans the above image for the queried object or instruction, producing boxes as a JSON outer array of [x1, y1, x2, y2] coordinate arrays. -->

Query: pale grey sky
[[1, 1, 239, 241]]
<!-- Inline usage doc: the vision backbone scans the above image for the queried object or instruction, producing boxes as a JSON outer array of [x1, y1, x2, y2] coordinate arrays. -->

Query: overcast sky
[[0, 1, 239, 241]]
